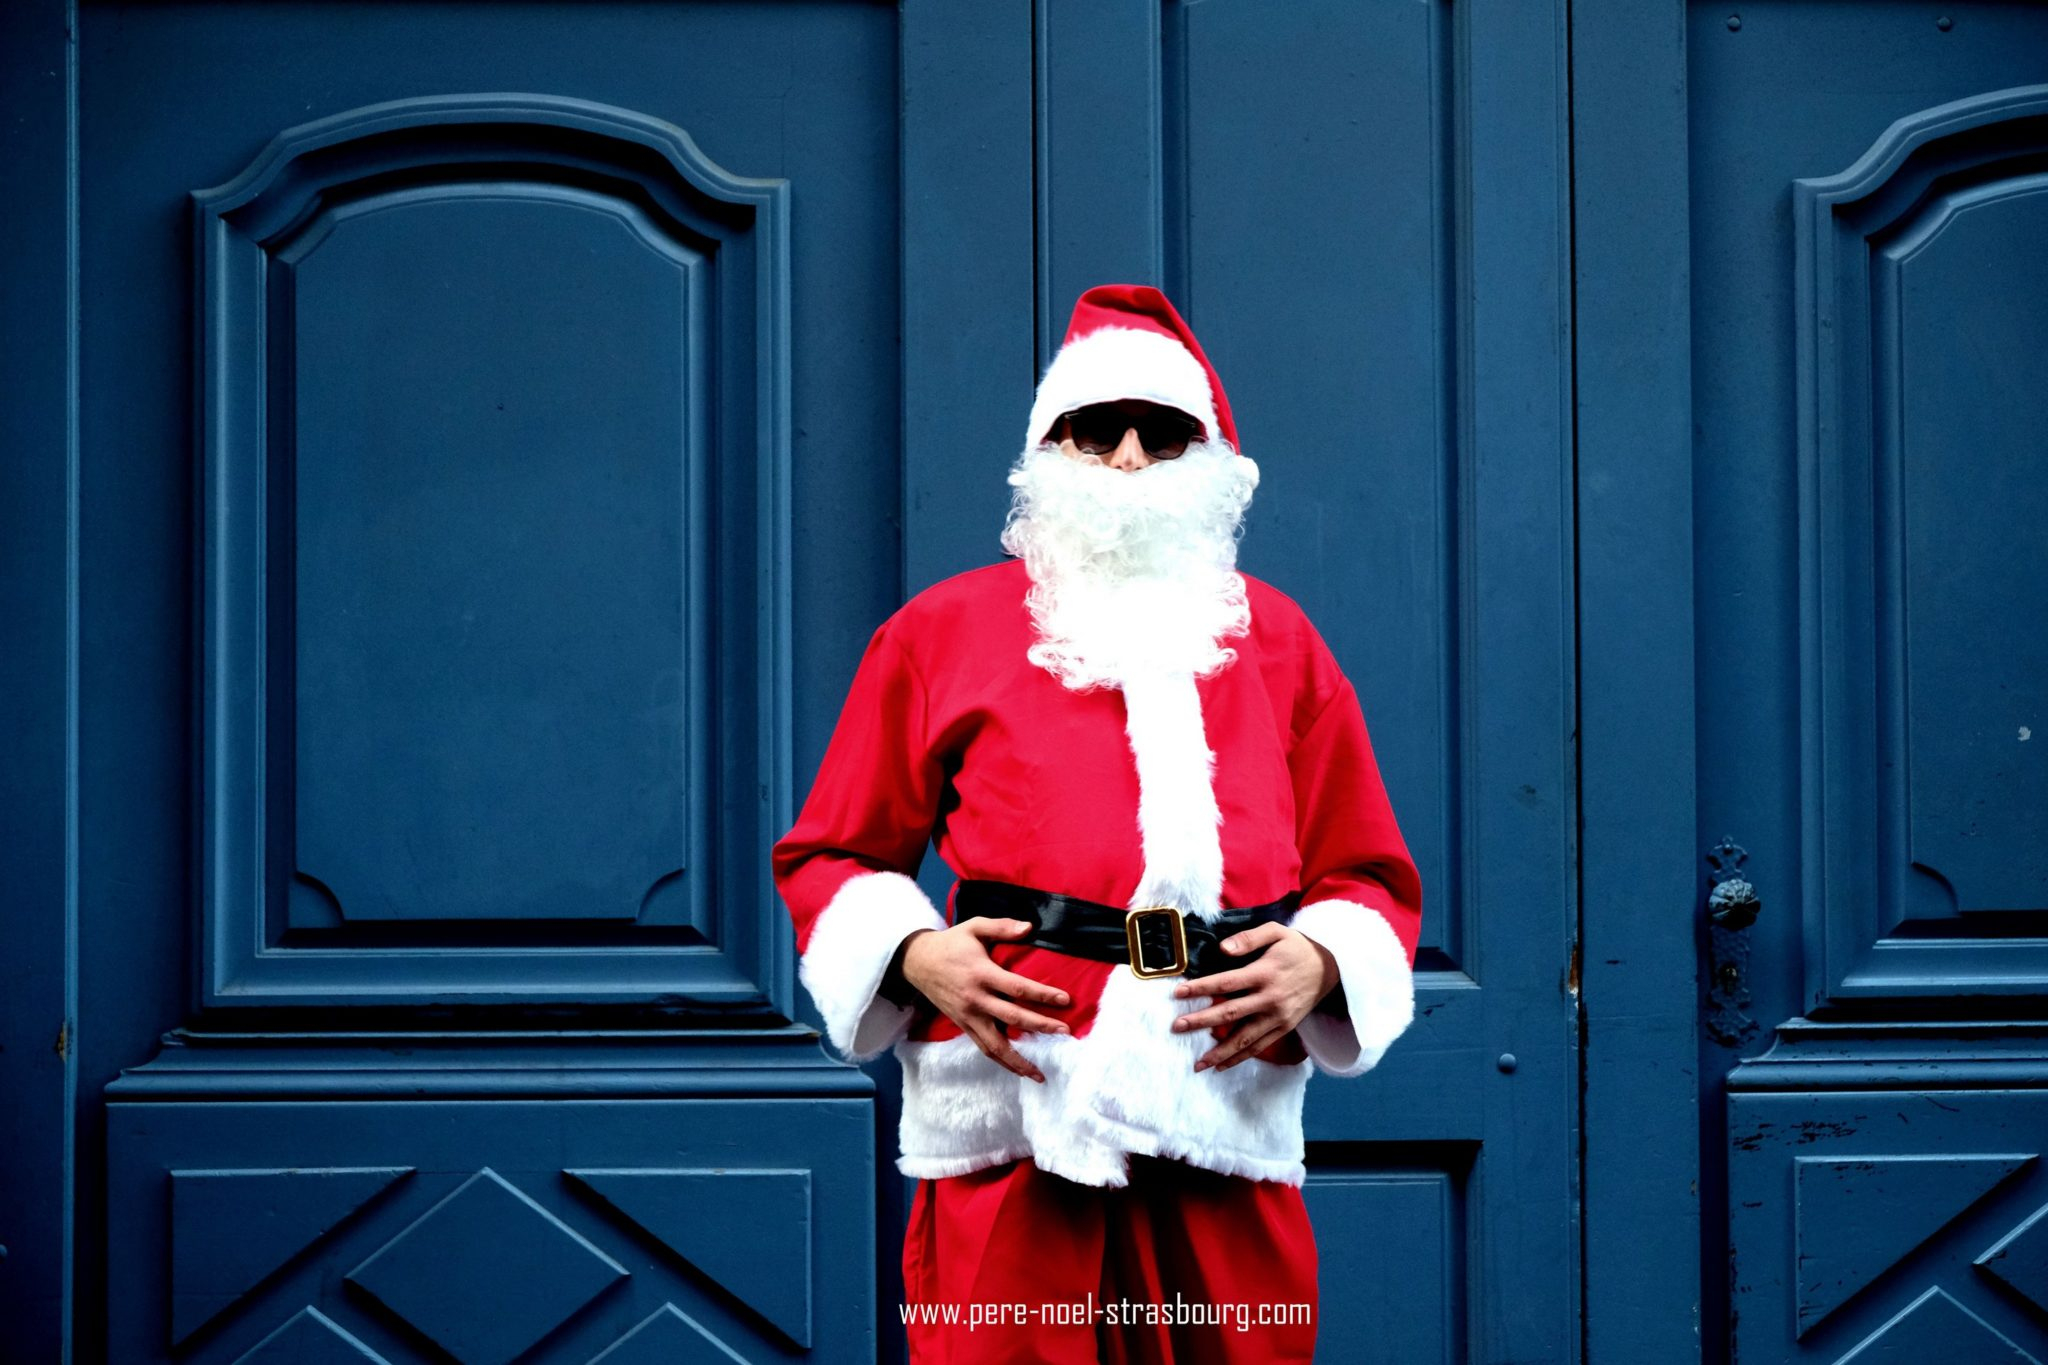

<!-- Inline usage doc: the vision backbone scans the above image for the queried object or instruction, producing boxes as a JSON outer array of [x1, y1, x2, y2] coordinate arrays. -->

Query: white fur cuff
[[1288, 899, 1416, 1077], [796, 870, 948, 1063]]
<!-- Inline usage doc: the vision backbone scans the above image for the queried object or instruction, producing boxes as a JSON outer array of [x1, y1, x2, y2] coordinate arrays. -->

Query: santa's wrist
[[1306, 938, 1345, 1016], [879, 928, 938, 1007]]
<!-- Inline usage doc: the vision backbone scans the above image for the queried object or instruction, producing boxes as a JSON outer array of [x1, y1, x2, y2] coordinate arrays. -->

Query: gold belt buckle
[[1124, 905, 1189, 979]]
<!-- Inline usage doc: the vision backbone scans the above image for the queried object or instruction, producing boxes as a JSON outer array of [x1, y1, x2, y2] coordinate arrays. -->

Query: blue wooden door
[[2, 1, 1578, 1361], [901, 3, 1579, 1361], [1573, 6, 2048, 1364], [0, 2, 1017, 1361], [1691, 18, 2048, 1364]]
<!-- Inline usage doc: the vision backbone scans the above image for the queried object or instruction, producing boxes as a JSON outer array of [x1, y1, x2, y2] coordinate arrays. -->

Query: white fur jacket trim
[[897, 962, 1313, 1190], [1288, 898, 1418, 1077], [797, 870, 948, 1063]]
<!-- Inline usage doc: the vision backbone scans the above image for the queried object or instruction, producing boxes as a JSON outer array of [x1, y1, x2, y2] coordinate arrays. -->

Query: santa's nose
[[1106, 423, 1151, 472]]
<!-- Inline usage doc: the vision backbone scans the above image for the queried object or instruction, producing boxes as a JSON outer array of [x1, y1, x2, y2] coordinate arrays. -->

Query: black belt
[[954, 879, 1301, 980]]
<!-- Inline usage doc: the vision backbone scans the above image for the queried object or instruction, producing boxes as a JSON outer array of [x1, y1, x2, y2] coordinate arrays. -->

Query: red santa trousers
[[900, 1154, 1318, 1363]]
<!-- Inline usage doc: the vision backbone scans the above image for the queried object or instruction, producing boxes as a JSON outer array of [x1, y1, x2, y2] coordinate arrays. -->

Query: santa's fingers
[[961, 915, 1037, 941], [977, 994, 1070, 1037], [966, 1018, 1046, 1084], [1171, 924, 1300, 1001], [1216, 922, 1290, 955], [1170, 988, 1275, 1035], [1195, 1017, 1291, 1073], [1170, 964, 1272, 1001], [980, 964, 1071, 1009]]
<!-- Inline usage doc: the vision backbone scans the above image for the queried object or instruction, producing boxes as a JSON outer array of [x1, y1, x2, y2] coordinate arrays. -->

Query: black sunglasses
[[1057, 403, 1201, 459]]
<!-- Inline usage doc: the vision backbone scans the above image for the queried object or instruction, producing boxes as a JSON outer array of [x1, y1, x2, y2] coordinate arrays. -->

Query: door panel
[[107, 1096, 875, 1363], [908, 1, 1579, 1359], [74, 1, 915, 1360], [1182, 5, 1578, 1360], [197, 93, 787, 1007], [1687, 4, 2048, 1360], [1789, 86, 2048, 1006]]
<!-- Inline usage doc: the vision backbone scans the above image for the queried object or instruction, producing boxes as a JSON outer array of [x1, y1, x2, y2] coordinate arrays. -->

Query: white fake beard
[[998, 437, 1260, 690]]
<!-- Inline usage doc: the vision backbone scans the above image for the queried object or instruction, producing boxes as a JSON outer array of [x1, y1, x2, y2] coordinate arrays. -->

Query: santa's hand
[[1168, 923, 1340, 1072], [901, 918, 1071, 1084]]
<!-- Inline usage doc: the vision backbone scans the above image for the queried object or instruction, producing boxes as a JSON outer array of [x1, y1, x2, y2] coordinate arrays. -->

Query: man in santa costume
[[772, 284, 1423, 1362]]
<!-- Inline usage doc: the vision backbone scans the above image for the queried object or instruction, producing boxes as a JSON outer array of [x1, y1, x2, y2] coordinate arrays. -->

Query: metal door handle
[[1704, 836, 1761, 1046]]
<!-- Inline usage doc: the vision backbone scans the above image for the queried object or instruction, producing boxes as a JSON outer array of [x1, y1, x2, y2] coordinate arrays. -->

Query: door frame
[[1571, 0, 1707, 1359], [0, 0, 81, 1358]]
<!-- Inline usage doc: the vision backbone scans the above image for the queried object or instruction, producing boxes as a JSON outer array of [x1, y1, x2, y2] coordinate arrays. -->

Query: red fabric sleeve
[[770, 617, 951, 1061], [1288, 677, 1424, 967], [1283, 634, 1424, 1077]]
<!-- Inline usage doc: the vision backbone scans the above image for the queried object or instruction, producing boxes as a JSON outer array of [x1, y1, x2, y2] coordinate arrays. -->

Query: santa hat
[[1026, 284, 1240, 453]]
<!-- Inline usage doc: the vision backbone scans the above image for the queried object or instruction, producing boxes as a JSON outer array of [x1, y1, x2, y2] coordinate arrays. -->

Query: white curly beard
[[998, 437, 1260, 690]]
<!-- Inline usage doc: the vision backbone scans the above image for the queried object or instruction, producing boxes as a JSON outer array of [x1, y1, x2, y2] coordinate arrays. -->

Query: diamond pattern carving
[[1794, 1152, 2034, 1335], [567, 1167, 811, 1348], [345, 1167, 628, 1365], [171, 1166, 412, 1345], [1976, 1198, 2048, 1315], [1829, 1285, 2038, 1364], [230, 1306, 391, 1364], [585, 1303, 752, 1364]]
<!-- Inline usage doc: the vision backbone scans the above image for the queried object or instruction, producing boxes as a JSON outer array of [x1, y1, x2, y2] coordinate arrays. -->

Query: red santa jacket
[[771, 557, 1421, 1188]]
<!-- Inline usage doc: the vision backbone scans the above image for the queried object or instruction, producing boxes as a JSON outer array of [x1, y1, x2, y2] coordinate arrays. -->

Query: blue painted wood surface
[[1688, 6, 2048, 1362], [9, 2, 903, 1358], [106, 1095, 874, 1362], [3, 0, 2043, 1362], [904, 1, 1580, 1359], [1571, 1, 1707, 1359]]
